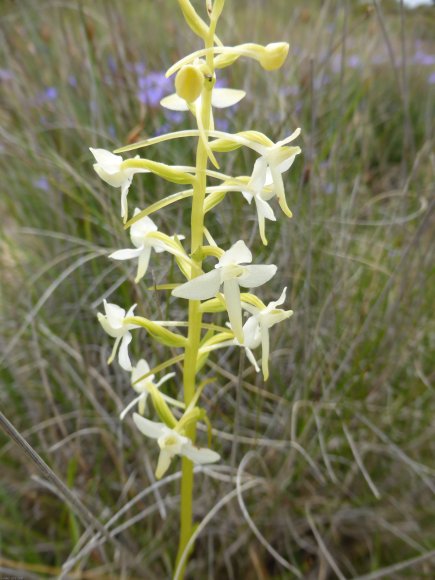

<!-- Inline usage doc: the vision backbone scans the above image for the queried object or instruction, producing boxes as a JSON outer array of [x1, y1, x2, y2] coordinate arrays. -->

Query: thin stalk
[[175, 16, 217, 578]]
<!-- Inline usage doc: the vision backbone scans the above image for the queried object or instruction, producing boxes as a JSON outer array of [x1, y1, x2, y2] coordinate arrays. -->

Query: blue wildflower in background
[[0, 69, 14, 81], [33, 177, 50, 191], [137, 71, 171, 107]]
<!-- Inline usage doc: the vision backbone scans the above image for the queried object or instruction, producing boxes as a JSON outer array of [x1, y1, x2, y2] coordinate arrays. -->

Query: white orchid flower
[[133, 413, 220, 479], [90, 148, 149, 222], [109, 208, 185, 283], [119, 359, 176, 420], [241, 163, 277, 245], [97, 300, 139, 371], [172, 240, 277, 343], [242, 288, 293, 380], [230, 129, 301, 218]]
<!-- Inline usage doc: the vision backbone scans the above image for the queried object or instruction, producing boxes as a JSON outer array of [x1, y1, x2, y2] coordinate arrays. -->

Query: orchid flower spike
[[90, 148, 149, 222], [242, 288, 293, 380], [120, 359, 176, 420], [172, 240, 277, 343], [109, 208, 185, 282], [133, 413, 220, 479], [97, 300, 139, 371]]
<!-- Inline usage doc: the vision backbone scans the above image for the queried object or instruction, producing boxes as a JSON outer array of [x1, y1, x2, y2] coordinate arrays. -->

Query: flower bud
[[175, 64, 203, 103], [259, 42, 289, 71]]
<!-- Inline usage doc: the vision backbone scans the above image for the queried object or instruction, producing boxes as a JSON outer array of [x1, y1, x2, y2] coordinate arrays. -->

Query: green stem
[[175, 15, 217, 579]]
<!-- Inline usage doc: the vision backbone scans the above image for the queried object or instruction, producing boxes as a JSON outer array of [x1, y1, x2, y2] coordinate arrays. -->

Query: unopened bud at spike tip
[[259, 42, 290, 71], [175, 64, 204, 103]]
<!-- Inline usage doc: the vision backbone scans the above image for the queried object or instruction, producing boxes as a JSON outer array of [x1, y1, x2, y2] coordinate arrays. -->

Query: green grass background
[[0, 0, 434, 578]]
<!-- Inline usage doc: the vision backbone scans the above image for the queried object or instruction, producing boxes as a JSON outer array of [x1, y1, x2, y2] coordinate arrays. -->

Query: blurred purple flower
[[280, 85, 299, 97], [108, 125, 116, 138], [214, 77, 228, 89], [314, 74, 330, 90], [348, 55, 362, 69], [323, 182, 334, 195], [165, 110, 184, 125], [33, 177, 50, 191], [155, 123, 171, 136], [428, 72, 435, 85], [215, 117, 230, 132], [68, 75, 77, 87], [107, 55, 117, 74], [44, 87, 58, 101], [137, 71, 171, 107], [330, 54, 343, 74], [0, 69, 14, 81], [413, 50, 435, 66], [134, 62, 146, 75]]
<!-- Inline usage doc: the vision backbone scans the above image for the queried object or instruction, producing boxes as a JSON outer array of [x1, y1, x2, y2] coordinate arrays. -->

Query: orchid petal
[[93, 165, 126, 188], [135, 247, 152, 282], [155, 372, 176, 388], [120, 392, 147, 421], [241, 190, 253, 204], [211, 88, 246, 108], [89, 148, 123, 174], [104, 300, 126, 322], [218, 240, 252, 267], [255, 197, 276, 245], [255, 196, 276, 222], [118, 331, 133, 371], [224, 279, 243, 343], [131, 213, 159, 244], [108, 335, 122, 363], [277, 152, 297, 174], [109, 247, 144, 261], [249, 157, 268, 192], [125, 303, 137, 319], [270, 287, 287, 308], [160, 93, 190, 111], [238, 264, 277, 288], [276, 127, 301, 147], [261, 325, 270, 380], [244, 346, 260, 373], [155, 449, 173, 479], [120, 178, 133, 221], [182, 444, 220, 464], [242, 316, 262, 349], [172, 269, 221, 300], [132, 413, 166, 439], [98, 314, 120, 338]]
